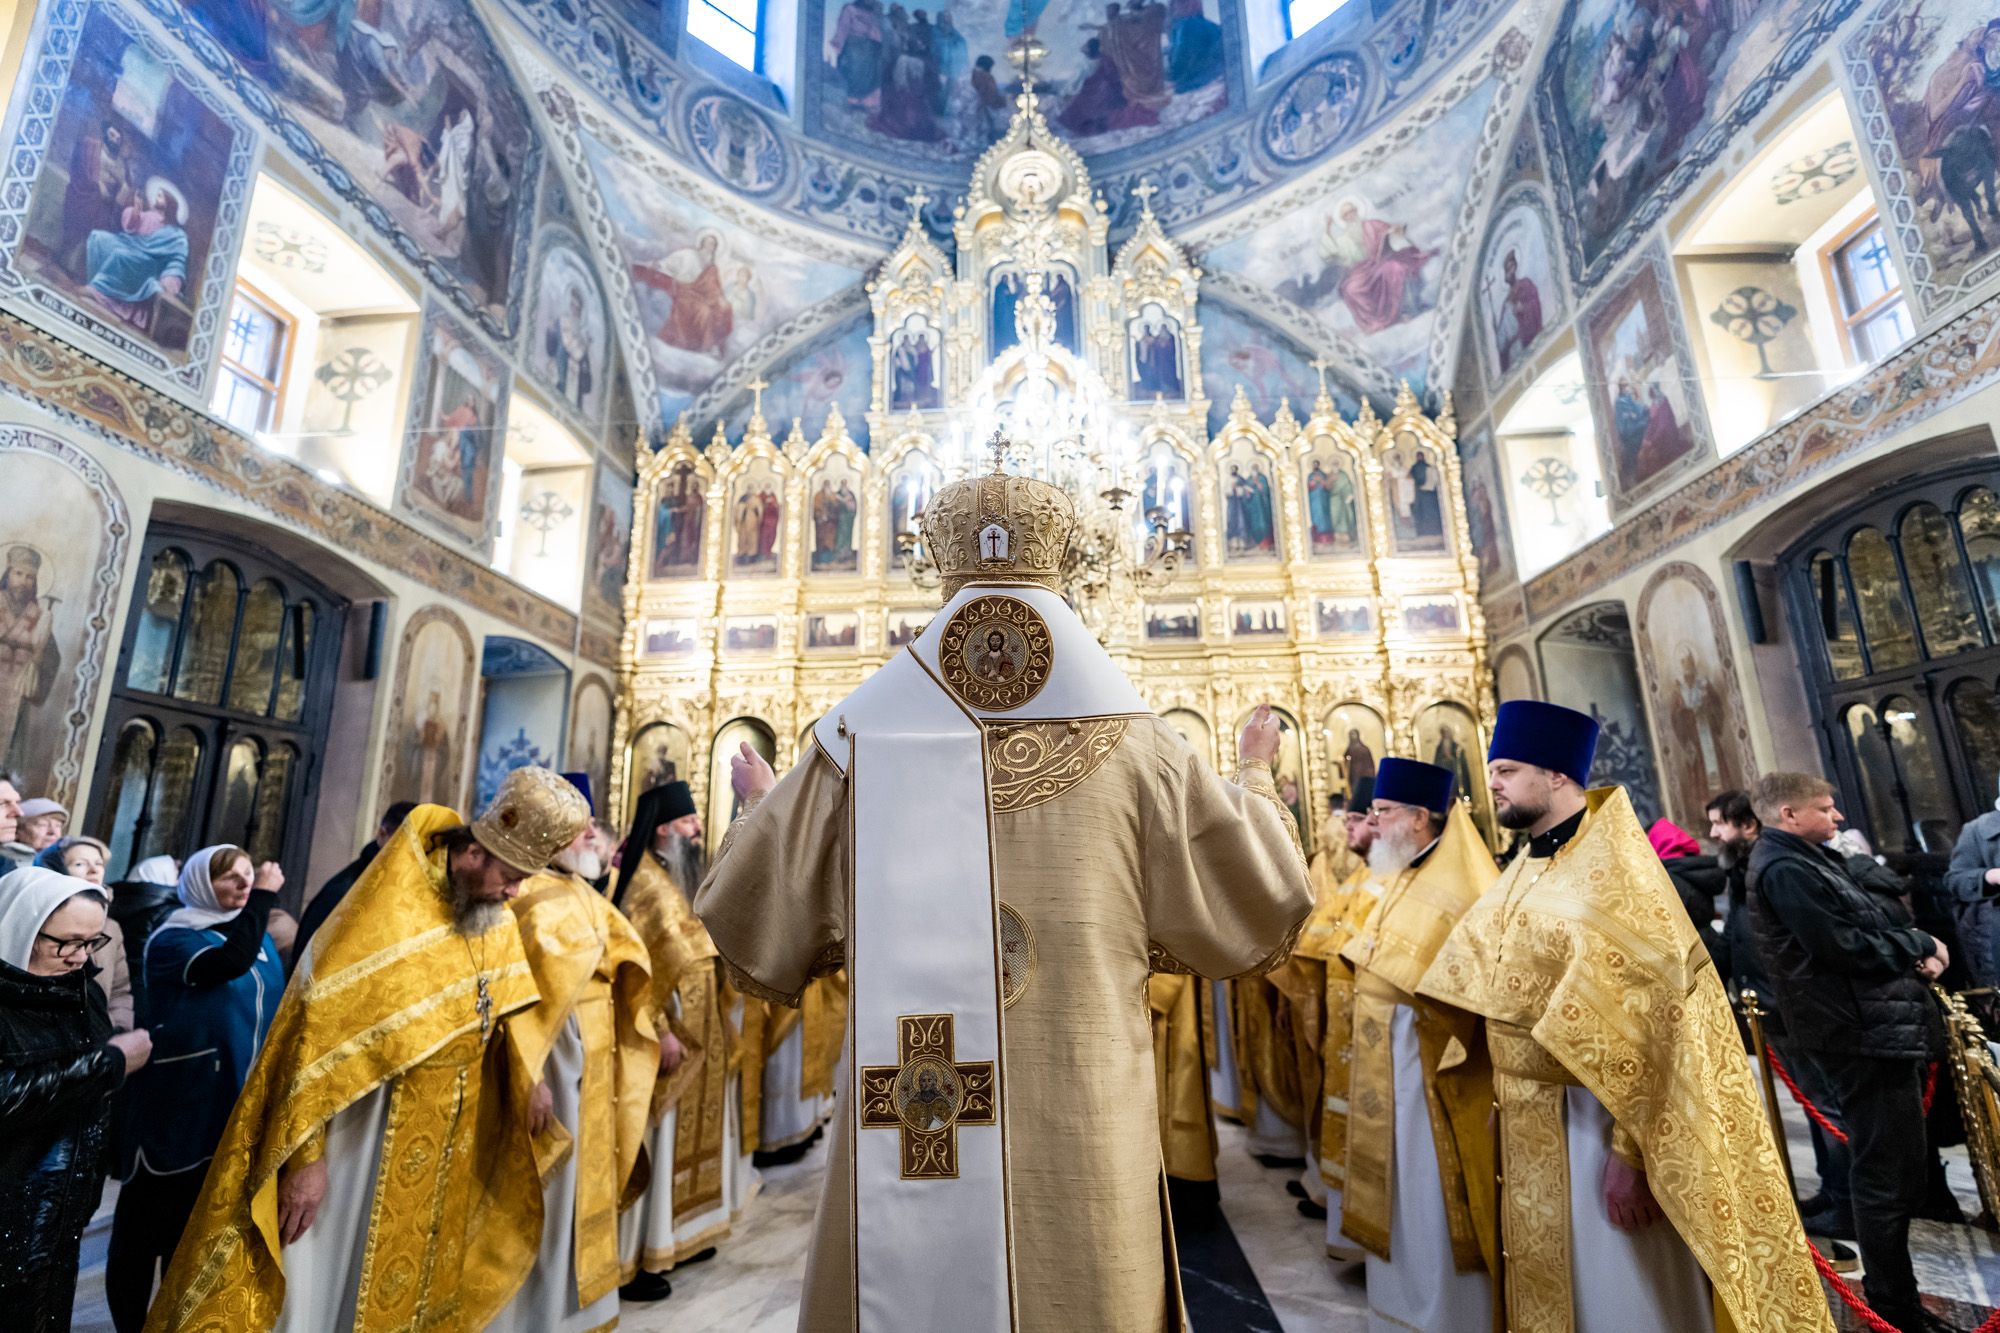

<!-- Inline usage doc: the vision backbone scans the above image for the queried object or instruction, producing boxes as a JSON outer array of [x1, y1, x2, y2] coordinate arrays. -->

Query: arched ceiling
[[484, 0, 1547, 439]]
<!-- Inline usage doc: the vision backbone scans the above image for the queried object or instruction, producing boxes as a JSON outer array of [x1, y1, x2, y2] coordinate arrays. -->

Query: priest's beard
[[1496, 793, 1551, 831], [447, 870, 509, 937], [554, 844, 604, 881], [661, 832, 707, 891], [1367, 824, 1426, 878]]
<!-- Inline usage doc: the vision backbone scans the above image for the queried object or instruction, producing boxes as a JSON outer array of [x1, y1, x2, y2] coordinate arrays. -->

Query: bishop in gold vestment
[[1337, 759, 1496, 1330], [616, 780, 756, 1289], [693, 458, 1313, 1330], [148, 769, 591, 1333], [1418, 702, 1830, 1333], [491, 833, 661, 1333]]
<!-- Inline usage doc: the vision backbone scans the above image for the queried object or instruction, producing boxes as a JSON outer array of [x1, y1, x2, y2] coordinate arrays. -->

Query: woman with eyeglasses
[[105, 845, 282, 1332], [34, 836, 133, 1032], [0, 865, 153, 1331]]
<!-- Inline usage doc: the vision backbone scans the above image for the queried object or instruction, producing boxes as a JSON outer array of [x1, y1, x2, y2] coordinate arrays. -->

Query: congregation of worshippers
[[2, 679, 1988, 1332]]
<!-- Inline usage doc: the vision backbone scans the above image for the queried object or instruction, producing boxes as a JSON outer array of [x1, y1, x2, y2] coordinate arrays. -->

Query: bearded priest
[[1418, 701, 1831, 1333], [693, 449, 1313, 1331], [1338, 758, 1497, 1329], [615, 781, 753, 1300], [147, 767, 591, 1333], [490, 824, 661, 1333]]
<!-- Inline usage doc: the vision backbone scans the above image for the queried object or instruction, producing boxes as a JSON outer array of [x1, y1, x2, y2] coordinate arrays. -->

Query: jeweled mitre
[[472, 766, 590, 875], [919, 464, 1075, 597]]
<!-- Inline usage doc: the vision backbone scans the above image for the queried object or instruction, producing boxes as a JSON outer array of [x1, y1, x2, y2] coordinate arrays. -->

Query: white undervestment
[[618, 1067, 759, 1273], [760, 1019, 833, 1150], [271, 1086, 388, 1332]]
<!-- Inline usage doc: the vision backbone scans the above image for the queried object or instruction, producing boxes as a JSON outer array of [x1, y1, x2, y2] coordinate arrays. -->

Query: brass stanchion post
[[1740, 989, 1796, 1196]]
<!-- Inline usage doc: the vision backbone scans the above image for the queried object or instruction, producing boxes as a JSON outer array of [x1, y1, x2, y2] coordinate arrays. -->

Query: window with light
[[689, 0, 760, 71], [1826, 218, 1913, 367], [1286, 0, 1351, 38], [211, 284, 291, 435]]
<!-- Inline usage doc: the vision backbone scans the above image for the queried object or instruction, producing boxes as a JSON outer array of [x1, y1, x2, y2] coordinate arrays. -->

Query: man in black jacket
[[289, 801, 416, 972], [1749, 771, 1949, 1333]]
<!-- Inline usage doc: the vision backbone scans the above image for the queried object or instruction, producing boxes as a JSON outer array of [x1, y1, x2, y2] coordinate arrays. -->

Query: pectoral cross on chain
[[860, 1014, 996, 1179], [475, 974, 493, 1038]]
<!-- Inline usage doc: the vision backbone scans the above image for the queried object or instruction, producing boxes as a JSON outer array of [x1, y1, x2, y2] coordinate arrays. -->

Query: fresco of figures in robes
[[1319, 702, 1384, 806], [1314, 597, 1372, 638], [1543, 0, 1822, 279], [1219, 441, 1280, 561], [1381, 430, 1448, 555], [1299, 436, 1362, 556], [1236, 704, 1309, 836], [398, 310, 509, 547], [1638, 565, 1755, 828], [567, 675, 614, 810], [527, 233, 611, 426], [1476, 187, 1565, 384], [626, 720, 694, 826], [1581, 245, 1711, 503], [3, 3, 250, 376], [809, 456, 865, 574], [650, 461, 709, 578], [178, 0, 537, 327], [989, 262, 1083, 358], [727, 458, 786, 576], [585, 466, 633, 623], [813, 0, 1235, 161], [1145, 601, 1202, 641], [725, 312, 875, 449], [890, 312, 945, 410], [1127, 302, 1186, 400], [1415, 701, 1492, 841], [887, 456, 937, 569], [1845, 0, 2000, 316], [1455, 422, 1513, 589], [384, 607, 474, 811]]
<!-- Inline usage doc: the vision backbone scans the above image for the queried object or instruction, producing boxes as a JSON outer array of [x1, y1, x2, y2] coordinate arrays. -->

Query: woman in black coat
[[0, 866, 152, 1331]]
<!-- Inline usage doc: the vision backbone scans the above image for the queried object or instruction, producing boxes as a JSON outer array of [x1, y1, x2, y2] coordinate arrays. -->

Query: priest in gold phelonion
[[1335, 757, 1498, 1331], [1416, 700, 1832, 1333], [147, 767, 593, 1333], [691, 445, 1312, 1331]]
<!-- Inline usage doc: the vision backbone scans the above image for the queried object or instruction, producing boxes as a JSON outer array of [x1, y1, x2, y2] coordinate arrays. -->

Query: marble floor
[[69, 1090, 2000, 1331]]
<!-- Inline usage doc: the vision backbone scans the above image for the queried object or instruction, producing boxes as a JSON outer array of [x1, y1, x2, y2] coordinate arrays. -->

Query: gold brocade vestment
[[1149, 972, 1217, 1181], [1337, 804, 1497, 1270], [146, 807, 544, 1333], [620, 850, 733, 1225], [1417, 788, 1832, 1333], [506, 871, 661, 1307]]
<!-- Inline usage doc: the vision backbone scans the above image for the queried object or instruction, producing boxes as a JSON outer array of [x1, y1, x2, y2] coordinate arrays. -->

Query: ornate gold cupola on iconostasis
[[613, 55, 1497, 845]]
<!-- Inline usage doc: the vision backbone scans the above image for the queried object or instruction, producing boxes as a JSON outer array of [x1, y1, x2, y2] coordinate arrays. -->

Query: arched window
[[1781, 465, 2000, 852], [689, 0, 760, 71], [89, 524, 344, 877]]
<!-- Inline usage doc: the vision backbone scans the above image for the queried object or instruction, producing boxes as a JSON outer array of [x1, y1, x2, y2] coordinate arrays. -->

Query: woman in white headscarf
[[105, 845, 283, 1331], [0, 866, 152, 1330]]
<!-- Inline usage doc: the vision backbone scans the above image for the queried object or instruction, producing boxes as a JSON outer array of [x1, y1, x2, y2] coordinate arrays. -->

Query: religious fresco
[[1299, 433, 1363, 557], [809, 0, 1239, 164], [642, 617, 697, 655], [886, 454, 938, 569], [584, 464, 633, 625], [168, 0, 539, 334], [0, 430, 127, 810], [1636, 563, 1755, 828], [1197, 300, 1351, 435], [1237, 703, 1309, 834], [886, 606, 930, 645], [806, 611, 861, 650], [1314, 596, 1373, 637], [686, 91, 790, 198], [726, 457, 786, 576], [1318, 702, 1383, 805], [1262, 51, 1369, 166], [1579, 244, 1712, 506], [567, 674, 615, 810], [1536, 601, 1664, 824], [626, 718, 693, 826], [649, 460, 708, 578], [989, 261, 1083, 357], [723, 615, 779, 653], [708, 716, 775, 833], [808, 455, 865, 574], [1143, 600, 1201, 640], [1401, 594, 1463, 635], [1218, 439, 1280, 561], [576, 128, 861, 421], [1126, 301, 1186, 400], [1381, 428, 1449, 555], [1229, 597, 1287, 636], [1474, 186, 1565, 386], [1540, 0, 1854, 283], [722, 310, 875, 449], [396, 307, 510, 550], [383, 606, 475, 810], [0, 1, 252, 388], [1456, 419, 1514, 589], [527, 229, 611, 430], [890, 312, 945, 410], [1844, 0, 2000, 318], [1415, 700, 1493, 839], [1205, 81, 1499, 383]]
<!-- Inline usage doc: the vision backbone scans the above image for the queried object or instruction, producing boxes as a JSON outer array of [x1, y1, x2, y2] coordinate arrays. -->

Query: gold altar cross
[[860, 1014, 997, 1179], [747, 375, 769, 418], [1309, 355, 1333, 395], [1131, 178, 1159, 215]]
